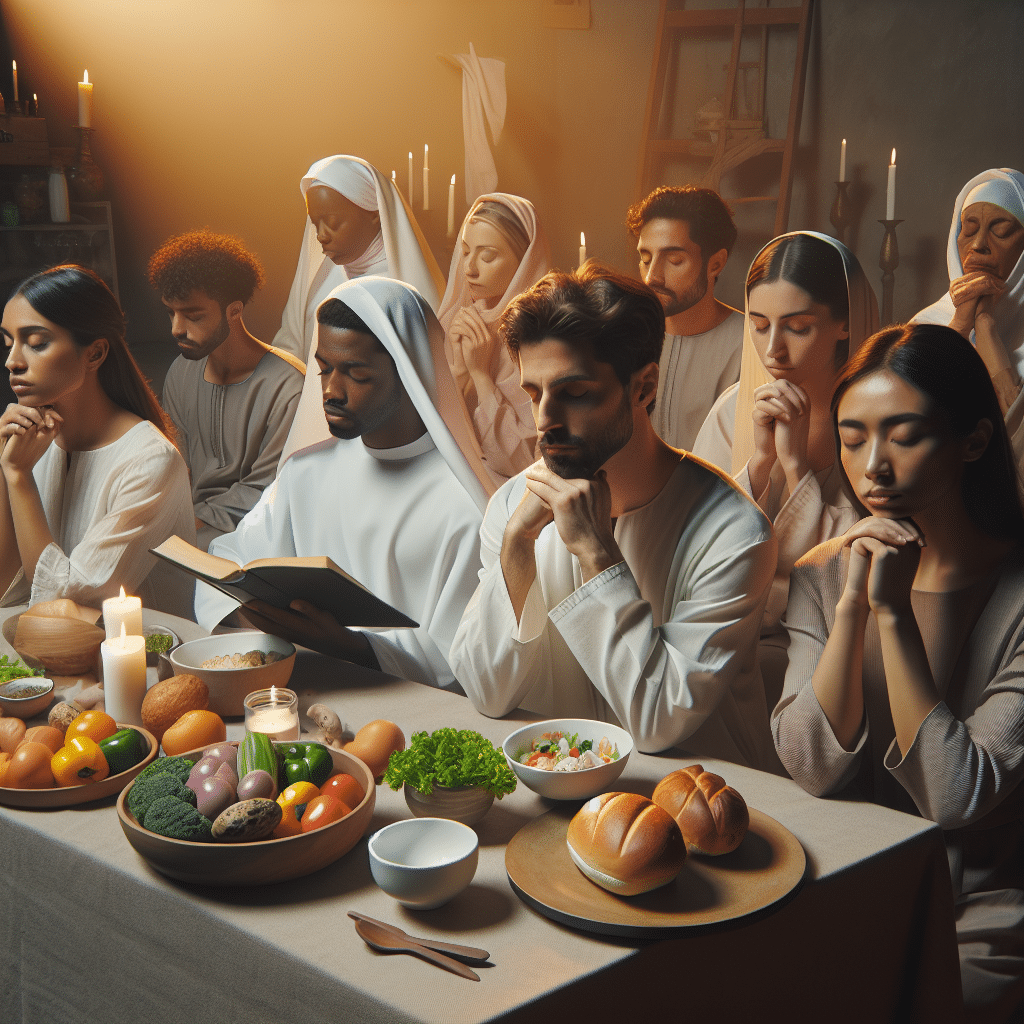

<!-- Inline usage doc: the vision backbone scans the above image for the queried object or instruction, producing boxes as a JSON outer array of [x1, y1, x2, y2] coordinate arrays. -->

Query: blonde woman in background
[[438, 194, 551, 487]]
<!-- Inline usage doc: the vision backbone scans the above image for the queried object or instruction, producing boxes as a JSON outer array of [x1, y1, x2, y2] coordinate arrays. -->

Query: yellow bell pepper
[[273, 781, 320, 838], [51, 735, 111, 787]]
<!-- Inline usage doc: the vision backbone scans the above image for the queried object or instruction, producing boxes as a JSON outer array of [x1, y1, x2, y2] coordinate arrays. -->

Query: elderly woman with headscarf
[[275, 155, 446, 463], [693, 231, 879, 707], [437, 194, 551, 487], [913, 168, 1024, 471]]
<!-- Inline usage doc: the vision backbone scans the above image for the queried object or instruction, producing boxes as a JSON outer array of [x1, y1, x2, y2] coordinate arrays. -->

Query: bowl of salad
[[501, 718, 633, 801]]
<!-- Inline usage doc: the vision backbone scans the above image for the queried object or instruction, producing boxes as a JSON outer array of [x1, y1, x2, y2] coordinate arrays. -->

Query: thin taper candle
[[839, 139, 847, 183], [886, 148, 896, 220], [447, 175, 456, 236], [407, 151, 414, 204]]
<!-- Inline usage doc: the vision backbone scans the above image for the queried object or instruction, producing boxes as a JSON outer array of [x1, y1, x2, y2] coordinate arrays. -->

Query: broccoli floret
[[135, 756, 195, 785], [143, 796, 213, 842], [127, 772, 196, 820]]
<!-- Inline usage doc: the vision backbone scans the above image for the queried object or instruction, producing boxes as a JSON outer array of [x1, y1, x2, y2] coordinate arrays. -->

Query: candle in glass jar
[[101, 623, 147, 726], [244, 686, 299, 742], [103, 586, 143, 639], [78, 70, 93, 128]]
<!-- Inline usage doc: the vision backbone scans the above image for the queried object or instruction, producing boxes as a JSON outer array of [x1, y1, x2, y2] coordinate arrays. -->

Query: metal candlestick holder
[[878, 218, 903, 326], [67, 126, 104, 202], [830, 181, 852, 244]]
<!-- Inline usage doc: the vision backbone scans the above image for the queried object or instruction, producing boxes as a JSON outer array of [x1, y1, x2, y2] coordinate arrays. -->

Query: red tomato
[[321, 773, 364, 809], [300, 793, 351, 833]]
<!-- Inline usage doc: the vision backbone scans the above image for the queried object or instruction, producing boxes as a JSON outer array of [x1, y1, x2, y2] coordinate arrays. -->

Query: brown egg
[[344, 719, 405, 780]]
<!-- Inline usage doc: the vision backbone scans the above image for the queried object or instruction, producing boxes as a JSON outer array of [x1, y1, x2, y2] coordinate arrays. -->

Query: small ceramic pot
[[403, 783, 494, 826]]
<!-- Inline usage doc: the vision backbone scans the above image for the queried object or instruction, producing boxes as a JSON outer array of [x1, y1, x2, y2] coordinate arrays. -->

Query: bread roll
[[652, 764, 749, 856], [566, 791, 686, 896], [141, 674, 209, 743]]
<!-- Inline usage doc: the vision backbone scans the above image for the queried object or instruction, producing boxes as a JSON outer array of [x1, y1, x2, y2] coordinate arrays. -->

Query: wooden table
[[0, 614, 963, 1023]]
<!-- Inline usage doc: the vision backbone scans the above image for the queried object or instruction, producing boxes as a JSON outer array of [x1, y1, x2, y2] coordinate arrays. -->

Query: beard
[[538, 391, 634, 480], [655, 271, 708, 318], [177, 311, 230, 361]]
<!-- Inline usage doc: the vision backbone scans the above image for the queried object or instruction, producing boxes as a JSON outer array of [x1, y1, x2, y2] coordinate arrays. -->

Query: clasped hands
[[509, 460, 623, 582], [949, 271, 1003, 339], [448, 305, 497, 387], [840, 517, 924, 616], [0, 404, 62, 478], [750, 380, 811, 494]]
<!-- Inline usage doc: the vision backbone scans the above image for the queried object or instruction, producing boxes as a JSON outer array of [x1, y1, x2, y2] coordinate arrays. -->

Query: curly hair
[[499, 261, 665, 387], [625, 186, 737, 262], [147, 229, 264, 307]]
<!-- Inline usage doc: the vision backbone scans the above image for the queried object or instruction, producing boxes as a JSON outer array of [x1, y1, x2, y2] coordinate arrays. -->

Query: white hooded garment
[[437, 193, 551, 488], [196, 278, 488, 691], [275, 155, 445, 464]]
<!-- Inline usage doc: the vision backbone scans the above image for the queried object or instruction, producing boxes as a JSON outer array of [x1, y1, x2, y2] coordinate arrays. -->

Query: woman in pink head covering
[[438, 194, 551, 487]]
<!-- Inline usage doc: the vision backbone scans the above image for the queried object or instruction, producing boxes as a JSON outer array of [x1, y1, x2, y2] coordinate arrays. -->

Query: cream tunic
[[450, 456, 778, 770], [775, 538, 1024, 1020], [651, 309, 744, 452], [2, 420, 196, 617]]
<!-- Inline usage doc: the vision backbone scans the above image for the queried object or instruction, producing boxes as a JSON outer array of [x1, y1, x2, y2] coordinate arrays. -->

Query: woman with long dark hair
[[774, 322, 1024, 1022], [0, 265, 195, 614]]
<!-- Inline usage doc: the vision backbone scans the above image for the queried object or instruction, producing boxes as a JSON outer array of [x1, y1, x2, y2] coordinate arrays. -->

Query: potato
[[141, 674, 209, 743]]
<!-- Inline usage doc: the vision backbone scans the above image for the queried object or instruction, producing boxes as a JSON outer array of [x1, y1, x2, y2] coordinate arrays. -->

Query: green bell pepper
[[98, 727, 148, 776], [278, 741, 333, 788]]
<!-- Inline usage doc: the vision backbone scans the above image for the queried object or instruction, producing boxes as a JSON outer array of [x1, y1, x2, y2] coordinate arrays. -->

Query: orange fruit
[[321, 773, 364, 809], [66, 709, 118, 744], [344, 719, 405, 779], [161, 710, 226, 756]]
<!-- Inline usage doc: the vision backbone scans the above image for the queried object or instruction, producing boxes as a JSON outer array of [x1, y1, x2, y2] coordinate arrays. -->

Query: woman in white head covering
[[692, 231, 879, 706], [913, 168, 1024, 470], [437, 194, 551, 487], [276, 155, 446, 462]]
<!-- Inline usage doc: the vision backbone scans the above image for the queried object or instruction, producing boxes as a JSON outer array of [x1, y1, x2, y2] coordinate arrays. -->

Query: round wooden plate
[[505, 805, 806, 938], [0, 724, 158, 808]]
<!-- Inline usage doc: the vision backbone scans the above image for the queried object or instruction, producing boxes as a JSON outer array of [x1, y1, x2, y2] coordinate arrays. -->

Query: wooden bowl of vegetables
[[116, 736, 376, 886]]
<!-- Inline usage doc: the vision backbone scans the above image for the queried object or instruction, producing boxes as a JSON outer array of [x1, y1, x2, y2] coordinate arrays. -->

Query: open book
[[151, 535, 418, 629]]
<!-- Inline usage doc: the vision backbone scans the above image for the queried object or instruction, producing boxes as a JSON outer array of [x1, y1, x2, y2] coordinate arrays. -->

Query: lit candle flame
[[84, 69, 89, 84], [270, 685, 277, 703], [580, 232, 585, 246], [451, 174, 456, 185], [120, 622, 127, 640], [890, 148, 896, 165], [119, 585, 126, 599]]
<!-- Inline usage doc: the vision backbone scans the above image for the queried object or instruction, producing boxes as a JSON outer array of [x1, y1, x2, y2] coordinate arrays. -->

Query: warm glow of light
[[580, 232, 585, 245], [84, 68, 89, 84], [119, 585, 126, 599], [119, 621, 127, 640], [451, 174, 456, 185], [890, 148, 896, 165]]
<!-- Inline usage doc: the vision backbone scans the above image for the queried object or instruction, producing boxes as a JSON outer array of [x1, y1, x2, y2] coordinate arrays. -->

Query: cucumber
[[238, 730, 279, 787]]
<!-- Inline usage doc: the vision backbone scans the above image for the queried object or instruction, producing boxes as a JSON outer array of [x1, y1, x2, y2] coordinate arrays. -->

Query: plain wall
[[1, 0, 1022, 387]]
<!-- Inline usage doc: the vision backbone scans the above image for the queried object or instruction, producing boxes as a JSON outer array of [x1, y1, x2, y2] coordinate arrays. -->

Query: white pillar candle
[[407, 151, 414, 205], [11, 61, 17, 104], [103, 586, 143, 639], [886, 148, 896, 220], [839, 138, 846, 183], [101, 624, 147, 727], [244, 686, 299, 742], [579, 232, 587, 269], [422, 144, 429, 211], [78, 70, 93, 128], [447, 175, 456, 237]]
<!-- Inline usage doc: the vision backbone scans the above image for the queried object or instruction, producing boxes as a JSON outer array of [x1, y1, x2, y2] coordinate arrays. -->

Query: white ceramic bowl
[[502, 718, 633, 801], [368, 817, 479, 909], [168, 632, 296, 716]]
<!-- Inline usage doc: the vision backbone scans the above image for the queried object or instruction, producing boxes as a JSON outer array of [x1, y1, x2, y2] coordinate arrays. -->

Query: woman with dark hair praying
[[0, 265, 195, 615], [774, 322, 1024, 1023], [693, 231, 879, 704]]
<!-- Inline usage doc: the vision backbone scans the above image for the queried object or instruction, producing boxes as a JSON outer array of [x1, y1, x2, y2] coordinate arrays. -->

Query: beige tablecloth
[[0, 613, 962, 1023]]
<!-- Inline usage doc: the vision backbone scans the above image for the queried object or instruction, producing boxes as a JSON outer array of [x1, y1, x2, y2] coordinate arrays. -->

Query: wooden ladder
[[636, 0, 813, 238]]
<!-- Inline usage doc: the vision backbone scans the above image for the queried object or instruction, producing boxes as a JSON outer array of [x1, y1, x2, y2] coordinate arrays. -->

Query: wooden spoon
[[353, 918, 480, 981], [347, 911, 490, 962]]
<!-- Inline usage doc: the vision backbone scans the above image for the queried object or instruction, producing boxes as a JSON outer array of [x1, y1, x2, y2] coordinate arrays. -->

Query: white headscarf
[[731, 230, 879, 475], [310, 277, 491, 511], [913, 168, 1024, 378], [279, 156, 447, 463], [437, 193, 550, 335]]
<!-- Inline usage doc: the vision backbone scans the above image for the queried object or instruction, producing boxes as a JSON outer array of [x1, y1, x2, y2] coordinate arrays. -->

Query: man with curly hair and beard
[[149, 230, 305, 550]]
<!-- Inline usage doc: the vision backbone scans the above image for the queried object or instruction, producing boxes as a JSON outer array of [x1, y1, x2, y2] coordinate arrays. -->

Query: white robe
[[450, 456, 778, 770], [195, 433, 482, 691], [2, 421, 196, 617], [651, 309, 744, 451]]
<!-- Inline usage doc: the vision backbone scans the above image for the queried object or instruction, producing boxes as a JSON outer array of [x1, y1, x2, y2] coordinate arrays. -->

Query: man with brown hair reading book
[[194, 277, 489, 691]]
